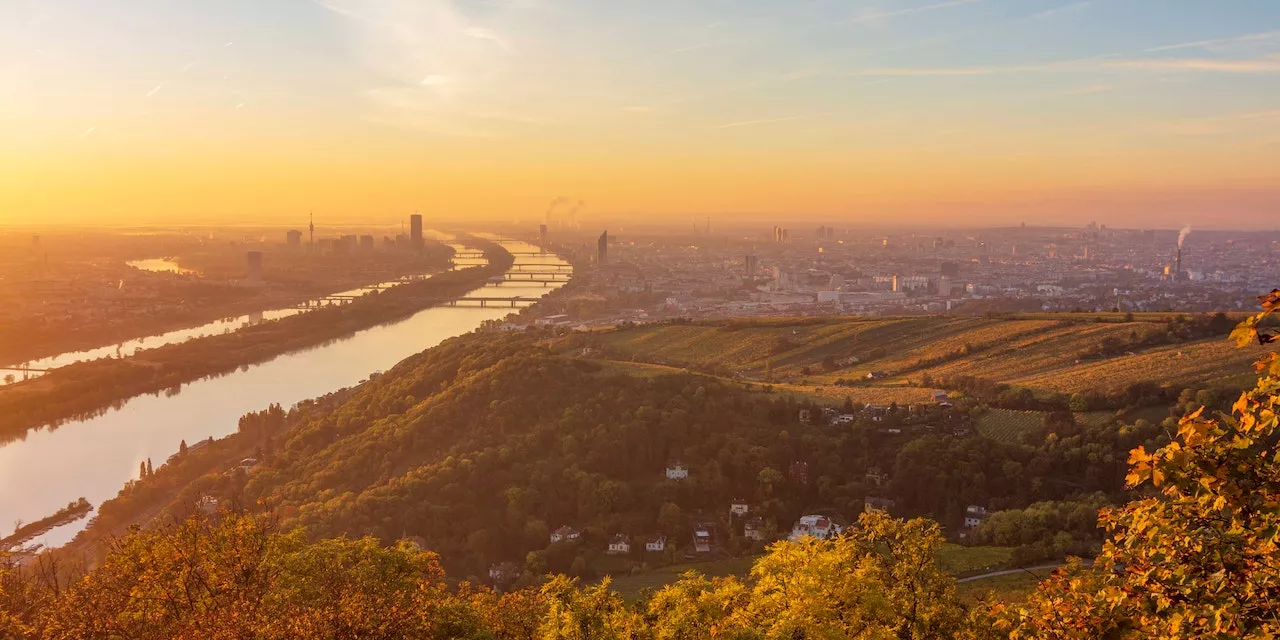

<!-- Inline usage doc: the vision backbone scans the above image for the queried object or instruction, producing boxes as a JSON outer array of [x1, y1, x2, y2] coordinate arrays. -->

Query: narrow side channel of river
[[0, 240, 568, 548], [0, 251, 474, 384]]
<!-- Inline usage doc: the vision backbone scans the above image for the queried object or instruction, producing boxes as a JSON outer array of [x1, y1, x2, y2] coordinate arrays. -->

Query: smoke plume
[[1178, 225, 1192, 248]]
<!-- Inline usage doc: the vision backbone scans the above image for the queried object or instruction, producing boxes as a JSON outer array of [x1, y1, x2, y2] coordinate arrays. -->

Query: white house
[[645, 536, 666, 552], [550, 525, 582, 544], [665, 463, 689, 480], [789, 515, 841, 541], [607, 534, 631, 555], [729, 499, 749, 517], [964, 505, 989, 529]]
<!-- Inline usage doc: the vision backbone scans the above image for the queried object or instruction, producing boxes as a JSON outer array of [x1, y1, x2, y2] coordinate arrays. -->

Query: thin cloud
[[81, 126, 96, 136], [622, 106, 657, 113], [716, 113, 831, 129], [145, 84, 163, 98], [845, 0, 982, 25], [843, 64, 1050, 76], [464, 27, 511, 50], [1106, 56, 1280, 73], [1055, 83, 1113, 95], [1144, 30, 1280, 53], [842, 52, 1280, 77], [1030, 1, 1091, 20], [667, 43, 711, 55]]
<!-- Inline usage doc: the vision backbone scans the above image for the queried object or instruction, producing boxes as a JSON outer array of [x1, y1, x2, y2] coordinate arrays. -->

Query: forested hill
[[85, 322, 1191, 581]]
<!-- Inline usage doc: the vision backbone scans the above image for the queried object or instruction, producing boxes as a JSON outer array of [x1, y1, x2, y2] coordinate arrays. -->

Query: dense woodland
[[0, 239, 512, 443], [4, 290, 1280, 637]]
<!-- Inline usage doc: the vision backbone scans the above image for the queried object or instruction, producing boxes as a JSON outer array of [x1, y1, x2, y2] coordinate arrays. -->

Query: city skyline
[[3, 0, 1279, 227]]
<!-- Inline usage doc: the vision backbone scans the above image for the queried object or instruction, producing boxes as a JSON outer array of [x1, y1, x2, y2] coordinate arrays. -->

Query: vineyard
[[584, 314, 1262, 402], [975, 409, 1046, 443]]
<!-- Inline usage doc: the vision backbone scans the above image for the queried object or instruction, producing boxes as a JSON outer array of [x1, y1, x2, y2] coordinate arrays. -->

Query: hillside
[[75, 324, 1182, 586]]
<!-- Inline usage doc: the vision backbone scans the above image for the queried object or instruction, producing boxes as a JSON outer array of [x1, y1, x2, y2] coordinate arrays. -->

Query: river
[[1, 257, 461, 385], [0, 240, 568, 548]]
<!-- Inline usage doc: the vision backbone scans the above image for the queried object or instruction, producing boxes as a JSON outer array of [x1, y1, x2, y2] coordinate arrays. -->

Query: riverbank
[[1, 498, 93, 552], [0, 244, 453, 370], [0, 239, 513, 443]]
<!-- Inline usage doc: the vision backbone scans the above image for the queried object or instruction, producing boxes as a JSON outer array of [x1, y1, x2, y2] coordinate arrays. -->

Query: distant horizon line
[[3, 220, 1278, 235]]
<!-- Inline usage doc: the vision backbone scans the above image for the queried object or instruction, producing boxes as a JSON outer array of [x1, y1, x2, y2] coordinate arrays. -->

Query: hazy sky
[[2, 1, 1278, 228]]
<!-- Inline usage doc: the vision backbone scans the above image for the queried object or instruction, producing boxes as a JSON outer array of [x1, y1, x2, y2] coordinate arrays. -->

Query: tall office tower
[[597, 231, 609, 266], [410, 214, 424, 250]]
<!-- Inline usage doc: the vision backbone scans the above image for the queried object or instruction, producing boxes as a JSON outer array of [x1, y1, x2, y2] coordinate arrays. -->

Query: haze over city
[[3, 0, 1279, 228]]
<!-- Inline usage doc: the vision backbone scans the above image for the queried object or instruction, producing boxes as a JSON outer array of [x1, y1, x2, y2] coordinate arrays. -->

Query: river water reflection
[[0, 241, 567, 548]]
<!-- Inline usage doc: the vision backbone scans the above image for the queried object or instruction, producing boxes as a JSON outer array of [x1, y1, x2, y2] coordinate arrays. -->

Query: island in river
[[0, 237, 513, 443], [1, 498, 93, 552]]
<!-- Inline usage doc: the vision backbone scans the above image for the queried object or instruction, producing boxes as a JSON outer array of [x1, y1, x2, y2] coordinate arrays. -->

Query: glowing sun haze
[[2, 0, 1279, 227]]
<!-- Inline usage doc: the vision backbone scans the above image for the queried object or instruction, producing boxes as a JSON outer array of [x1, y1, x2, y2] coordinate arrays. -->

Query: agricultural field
[[1010, 338, 1262, 395], [585, 358, 941, 406], [975, 409, 1047, 443], [586, 315, 1261, 401]]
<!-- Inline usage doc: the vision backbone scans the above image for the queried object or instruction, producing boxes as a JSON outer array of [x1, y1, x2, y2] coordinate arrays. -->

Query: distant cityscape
[[516, 223, 1280, 329]]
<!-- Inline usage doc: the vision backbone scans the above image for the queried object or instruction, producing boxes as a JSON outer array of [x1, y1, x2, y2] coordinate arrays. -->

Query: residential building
[[645, 536, 666, 552], [607, 534, 631, 555], [744, 517, 766, 542], [550, 525, 582, 544], [665, 462, 689, 480], [789, 515, 841, 541], [729, 499, 749, 517], [964, 505, 989, 529], [692, 528, 712, 554], [488, 562, 520, 585]]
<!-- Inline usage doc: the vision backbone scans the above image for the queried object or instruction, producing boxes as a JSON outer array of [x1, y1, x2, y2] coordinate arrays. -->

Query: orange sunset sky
[[2, 0, 1278, 228]]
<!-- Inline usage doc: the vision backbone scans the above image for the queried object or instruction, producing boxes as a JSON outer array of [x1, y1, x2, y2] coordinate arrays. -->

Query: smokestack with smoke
[[1175, 226, 1191, 282], [545, 196, 568, 225]]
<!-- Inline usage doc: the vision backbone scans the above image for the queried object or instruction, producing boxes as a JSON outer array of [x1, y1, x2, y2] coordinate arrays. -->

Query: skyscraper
[[539, 224, 548, 249], [597, 231, 608, 266], [246, 251, 264, 282], [286, 230, 302, 247], [410, 214, 424, 250]]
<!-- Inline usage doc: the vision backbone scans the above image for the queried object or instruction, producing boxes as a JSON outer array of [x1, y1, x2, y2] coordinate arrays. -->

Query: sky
[[1, 0, 1278, 229]]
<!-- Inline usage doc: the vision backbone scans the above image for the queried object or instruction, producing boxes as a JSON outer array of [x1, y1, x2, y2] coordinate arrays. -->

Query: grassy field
[[602, 545, 1019, 602], [956, 571, 1045, 605], [583, 315, 1261, 401], [936, 544, 1015, 576], [605, 556, 758, 601]]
